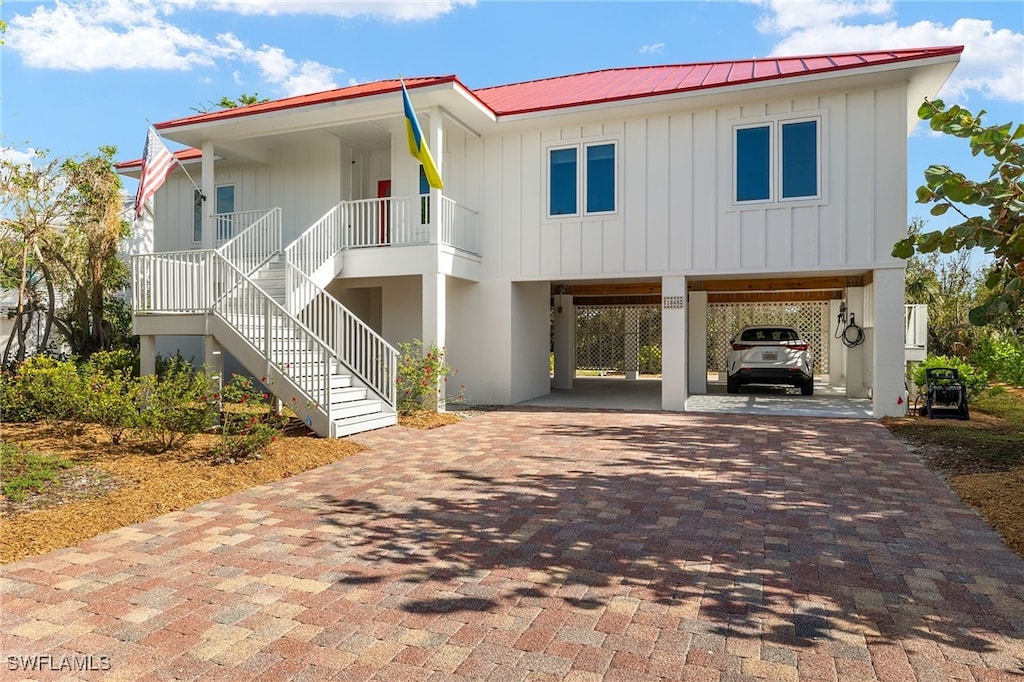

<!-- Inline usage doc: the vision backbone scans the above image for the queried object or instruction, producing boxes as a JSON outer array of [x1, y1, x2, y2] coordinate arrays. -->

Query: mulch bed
[[0, 420, 364, 564]]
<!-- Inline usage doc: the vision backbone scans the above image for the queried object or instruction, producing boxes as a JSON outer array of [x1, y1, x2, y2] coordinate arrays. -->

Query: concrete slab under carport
[[516, 375, 873, 419]]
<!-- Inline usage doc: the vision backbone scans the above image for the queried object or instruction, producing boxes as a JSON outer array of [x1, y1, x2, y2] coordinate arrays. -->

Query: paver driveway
[[2, 409, 1023, 681]]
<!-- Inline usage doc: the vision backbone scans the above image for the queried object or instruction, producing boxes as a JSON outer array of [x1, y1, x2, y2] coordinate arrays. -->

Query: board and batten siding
[[480, 83, 910, 281]]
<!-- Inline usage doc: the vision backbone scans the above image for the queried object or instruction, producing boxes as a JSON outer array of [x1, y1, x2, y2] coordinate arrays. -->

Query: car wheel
[[800, 379, 814, 396], [727, 377, 740, 394]]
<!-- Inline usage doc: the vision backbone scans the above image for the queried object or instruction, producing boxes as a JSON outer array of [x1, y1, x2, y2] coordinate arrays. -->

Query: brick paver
[[2, 410, 1023, 680]]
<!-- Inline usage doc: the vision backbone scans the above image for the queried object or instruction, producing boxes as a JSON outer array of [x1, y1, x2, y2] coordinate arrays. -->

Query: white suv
[[726, 326, 814, 395]]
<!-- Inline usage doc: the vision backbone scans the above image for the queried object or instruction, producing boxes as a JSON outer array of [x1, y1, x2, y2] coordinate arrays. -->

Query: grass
[[0, 442, 73, 502]]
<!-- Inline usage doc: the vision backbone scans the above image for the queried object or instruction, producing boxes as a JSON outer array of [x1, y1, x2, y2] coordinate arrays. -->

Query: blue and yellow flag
[[401, 80, 443, 190]]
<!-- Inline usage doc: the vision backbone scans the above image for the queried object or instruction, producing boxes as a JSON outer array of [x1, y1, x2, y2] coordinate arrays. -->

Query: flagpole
[[145, 121, 204, 200]]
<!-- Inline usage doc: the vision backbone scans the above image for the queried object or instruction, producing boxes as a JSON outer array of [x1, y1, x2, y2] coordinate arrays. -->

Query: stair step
[[330, 386, 368, 404], [333, 411, 397, 437], [330, 399, 383, 420]]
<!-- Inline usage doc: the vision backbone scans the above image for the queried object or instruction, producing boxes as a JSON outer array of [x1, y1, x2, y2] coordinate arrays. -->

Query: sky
[[2, 0, 1023, 236]]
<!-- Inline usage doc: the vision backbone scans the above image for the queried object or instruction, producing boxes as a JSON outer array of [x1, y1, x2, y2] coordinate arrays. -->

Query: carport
[[548, 274, 878, 416]]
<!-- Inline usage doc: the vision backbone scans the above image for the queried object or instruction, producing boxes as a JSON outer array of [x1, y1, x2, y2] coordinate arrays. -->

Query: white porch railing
[[343, 196, 428, 248], [216, 208, 282, 275], [132, 250, 210, 313], [284, 204, 344, 283], [440, 196, 479, 254]]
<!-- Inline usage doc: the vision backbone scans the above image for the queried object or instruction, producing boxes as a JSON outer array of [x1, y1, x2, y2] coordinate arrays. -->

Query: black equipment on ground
[[919, 367, 969, 420]]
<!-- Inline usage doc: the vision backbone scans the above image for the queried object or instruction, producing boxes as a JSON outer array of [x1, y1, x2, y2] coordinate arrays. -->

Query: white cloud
[[2, 0, 459, 96], [196, 0, 476, 21], [639, 43, 665, 55], [245, 45, 340, 96], [751, 0, 1024, 103], [0, 147, 41, 166]]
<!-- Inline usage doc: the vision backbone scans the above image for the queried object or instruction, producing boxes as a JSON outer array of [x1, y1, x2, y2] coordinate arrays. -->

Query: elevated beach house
[[118, 46, 959, 436]]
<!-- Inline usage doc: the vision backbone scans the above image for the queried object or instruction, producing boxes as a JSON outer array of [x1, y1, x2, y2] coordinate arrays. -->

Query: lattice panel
[[576, 305, 662, 373], [706, 302, 829, 375]]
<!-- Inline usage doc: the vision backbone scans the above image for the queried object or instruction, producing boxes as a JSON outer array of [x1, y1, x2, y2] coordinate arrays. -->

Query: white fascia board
[[160, 81, 495, 147]]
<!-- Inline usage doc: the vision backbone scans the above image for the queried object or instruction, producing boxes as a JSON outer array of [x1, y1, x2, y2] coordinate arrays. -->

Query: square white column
[[661, 275, 688, 411]]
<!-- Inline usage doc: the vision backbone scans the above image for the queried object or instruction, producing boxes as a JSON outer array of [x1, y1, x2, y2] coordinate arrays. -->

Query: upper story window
[[548, 141, 617, 218], [734, 117, 820, 204]]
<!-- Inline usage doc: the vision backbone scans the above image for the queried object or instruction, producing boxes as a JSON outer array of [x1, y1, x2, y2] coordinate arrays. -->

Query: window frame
[[545, 139, 619, 219], [778, 117, 820, 202], [732, 114, 823, 206]]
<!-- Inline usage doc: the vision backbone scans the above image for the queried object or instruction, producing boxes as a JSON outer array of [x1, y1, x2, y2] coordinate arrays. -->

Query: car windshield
[[740, 328, 799, 342]]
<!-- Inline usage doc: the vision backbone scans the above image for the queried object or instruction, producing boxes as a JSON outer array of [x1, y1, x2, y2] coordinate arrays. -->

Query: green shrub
[[395, 340, 463, 415], [86, 349, 140, 378], [0, 356, 88, 432], [0, 441, 72, 502], [81, 367, 143, 444], [912, 355, 988, 396], [974, 334, 1024, 387], [137, 358, 218, 452]]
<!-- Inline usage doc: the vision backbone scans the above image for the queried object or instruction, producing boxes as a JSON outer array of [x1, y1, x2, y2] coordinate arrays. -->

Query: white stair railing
[[216, 208, 282, 275], [284, 262, 397, 409], [210, 251, 336, 433], [283, 204, 344, 288]]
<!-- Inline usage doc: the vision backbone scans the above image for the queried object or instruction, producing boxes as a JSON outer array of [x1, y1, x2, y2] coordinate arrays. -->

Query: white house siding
[[481, 83, 910, 281]]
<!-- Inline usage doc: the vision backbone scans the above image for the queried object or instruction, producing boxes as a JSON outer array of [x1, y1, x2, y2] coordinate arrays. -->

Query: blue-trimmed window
[[781, 121, 817, 198], [549, 142, 617, 217], [586, 143, 616, 213], [735, 126, 770, 202], [735, 118, 820, 203], [549, 147, 578, 216]]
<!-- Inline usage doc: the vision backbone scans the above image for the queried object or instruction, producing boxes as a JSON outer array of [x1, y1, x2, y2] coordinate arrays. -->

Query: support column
[[422, 271, 447, 410], [204, 335, 224, 394], [140, 335, 157, 377], [201, 141, 215, 250], [661, 276, 688, 411], [687, 290, 708, 394], [872, 268, 908, 417], [428, 106, 443, 245], [828, 299, 845, 387], [624, 308, 640, 381], [552, 293, 575, 390], [845, 287, 867, 398]]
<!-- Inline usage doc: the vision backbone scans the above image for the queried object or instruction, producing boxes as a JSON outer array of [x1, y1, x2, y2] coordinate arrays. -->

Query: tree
[[0, 151, 72, 363], [893, 99, 1023, 328], [0, 147, 130, 363], [191, 93, 269, 114]]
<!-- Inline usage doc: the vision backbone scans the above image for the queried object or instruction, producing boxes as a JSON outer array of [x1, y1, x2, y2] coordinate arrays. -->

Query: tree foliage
[[191, 93, 269, 114], [0, 147, 131, 363], [893, 99, 1024, 327]]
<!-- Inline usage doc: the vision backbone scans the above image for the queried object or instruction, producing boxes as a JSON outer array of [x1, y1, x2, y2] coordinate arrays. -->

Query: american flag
[[133, 127, 176, 220]]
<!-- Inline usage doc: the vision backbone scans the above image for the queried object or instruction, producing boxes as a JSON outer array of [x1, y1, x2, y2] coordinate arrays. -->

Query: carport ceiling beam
[[709, 290, 842, 303], [690, 275, 864, 292]]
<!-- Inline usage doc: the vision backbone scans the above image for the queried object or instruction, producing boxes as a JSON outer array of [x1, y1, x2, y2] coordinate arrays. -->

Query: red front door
[[377, 179, 391, 245]]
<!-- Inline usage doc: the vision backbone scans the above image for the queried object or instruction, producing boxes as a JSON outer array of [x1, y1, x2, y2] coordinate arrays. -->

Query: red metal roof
[[153, 76, 459, 131], [473, 47, 963, 115], [115, 146, 201, 171], [137, 46, 962, 146]]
